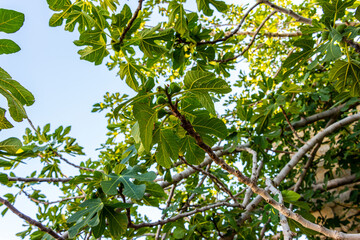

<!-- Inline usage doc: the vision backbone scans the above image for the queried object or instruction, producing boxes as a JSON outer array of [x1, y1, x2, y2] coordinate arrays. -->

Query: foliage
[[1, 0, 360, 240]]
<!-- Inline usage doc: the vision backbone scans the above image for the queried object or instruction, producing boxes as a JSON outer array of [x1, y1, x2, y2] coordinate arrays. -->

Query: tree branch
[[180, 156, 238, 203], [266, 179, 294, 240], [312, 174, 360, 191], [235, 31, 302, 37], [129, 201, 241, 229], [198, 2, 261, 45], [55, 152, 97, 172], [0, 197, 65, 240], [219, 11, 277, 63], [8, 176, 71, 183], [238, 112, 360, 224], [260, 0, 312, 25], [118, 0, 143, 46]]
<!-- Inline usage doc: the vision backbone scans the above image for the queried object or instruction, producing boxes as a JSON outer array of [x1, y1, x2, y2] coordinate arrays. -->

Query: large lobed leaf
[[67, 198, 104, 239]]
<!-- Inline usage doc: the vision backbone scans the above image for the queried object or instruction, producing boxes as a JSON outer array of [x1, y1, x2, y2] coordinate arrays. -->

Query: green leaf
[[0, 108, 13, 129], [0, 9, 24, 33], [330, 60, 360, 96], [65, 10, 94, 33], [101, 167, 155, 199], [92, 210, 106, 238], [145, 182, 167, 198], [0, 73, 35, 106], [0, 173, 8, 184], [47, 0, 71, 11], [49, 12, 66, 27], [196, 45, 215, 61], [102, 206, 127, 237], [0, 159, 13, 167], [133, 103, 157, 152], [119, 60, 147, 91], [282, 39, 315, 76], [318, 0, 355, 20], [67, 198, 104, 239], [282, 190, 301, 202], [192, 111, 228, 139], [168, 1, 188, 35], [179, 136, 205, 165], [184, 70, 231, 94], [190, 92, 215, 115], [197, 0, 228, 16], [0, 137, 22, 154], [78, 44, 109, 65], [138, 25, 173, 58], [0, 39, 20, 54], [155, 129, 180, 168], [356, 6, 360, 21], [0, 88, 27, 121]]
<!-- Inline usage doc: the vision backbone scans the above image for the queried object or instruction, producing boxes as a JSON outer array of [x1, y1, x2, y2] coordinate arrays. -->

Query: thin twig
[[219, 11, 277, 63], [22, 190, 85, 205], [180, 156, 238, 203], [0, 197, 65, 240], [129, 201, 241, 229], [54, 152, 97, 172], [155, 183, 177, 240], [8, 176, 71, 183], [198, 2, 262, 45], [280, 105, 306, 145]]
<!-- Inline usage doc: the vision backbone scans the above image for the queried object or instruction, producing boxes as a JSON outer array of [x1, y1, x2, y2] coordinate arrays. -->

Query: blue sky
[[0, 1, 134, 238]]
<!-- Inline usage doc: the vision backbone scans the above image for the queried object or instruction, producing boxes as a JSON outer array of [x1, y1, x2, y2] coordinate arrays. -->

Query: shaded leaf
[[133, 103, 157, 152], [155, 129, 179, 168], [184, 70, 231, 93], [67, 198, 104, 239], [330, 60, 360, 96], [192, 111, 228, 139], [168, 2, 188, 35], [179, 136, 205, 165]]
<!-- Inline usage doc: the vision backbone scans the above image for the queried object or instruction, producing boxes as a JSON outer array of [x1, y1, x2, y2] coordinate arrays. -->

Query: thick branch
[[261, 0, 312, 25], [0, 197, 65, 240], [267, 179, 294, 240], [286, 103, 350, 131], [239, 112, 360, 224], [312, 174, 360, 191]]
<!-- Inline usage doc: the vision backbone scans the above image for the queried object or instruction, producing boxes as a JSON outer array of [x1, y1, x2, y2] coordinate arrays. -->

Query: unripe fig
[[157, 109, 167, 118], [321, 31, 329, 41], [169, 82, 181, 94], [156, 96, 167, 104], [336, 24, 347, 33]]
